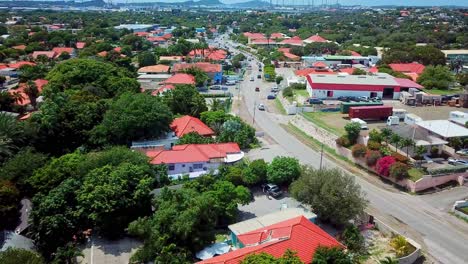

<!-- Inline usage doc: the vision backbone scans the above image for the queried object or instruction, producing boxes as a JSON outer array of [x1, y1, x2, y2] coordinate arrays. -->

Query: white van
[[387, 116, 400, 126], [392, 109, 407, 120], [350, 118, 368, 130]]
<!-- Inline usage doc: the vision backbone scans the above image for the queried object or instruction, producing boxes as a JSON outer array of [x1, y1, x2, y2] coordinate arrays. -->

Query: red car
[[255, 87, 260, 92]]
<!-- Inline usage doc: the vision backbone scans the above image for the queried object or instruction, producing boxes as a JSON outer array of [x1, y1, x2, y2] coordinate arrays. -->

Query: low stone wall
[[290, 115, 338, 149], [408, 173, 466, 193], [374, 218, 422, 264], [452, 200, 468, 220]]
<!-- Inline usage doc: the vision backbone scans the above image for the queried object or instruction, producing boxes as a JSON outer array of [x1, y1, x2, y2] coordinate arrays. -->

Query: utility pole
[[319, 143, 324, 170], [252, 100, 256, 125]]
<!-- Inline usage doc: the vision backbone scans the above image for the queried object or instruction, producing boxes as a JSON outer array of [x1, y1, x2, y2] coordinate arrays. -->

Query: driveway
[[420, 186, 468, 211], [238, 187, 301, 222], [79, 236, 141, 264]]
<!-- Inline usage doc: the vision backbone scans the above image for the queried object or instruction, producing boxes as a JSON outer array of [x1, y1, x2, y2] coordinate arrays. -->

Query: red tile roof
[[113, 47, 122, 53], [283, 52, 300, 60], [198, 216, 342, 264], [138, 64, 171, 73], [173, 62, 221, 73], [305, 34, 328, 43], [12, 45, 27, 51], [280, 36, 303, 46], [170, 115, 214, 138], [270, 33, 285, 39], [76, 42, 86, 49], [52, 47, 74, 56], [32, 51, 56, 59], [243, 32, 265, 40], [313, 62, 328, 68], [394, 78, 424, 89], [147, 36, 167, 42], [369, 66, 379, 73], [389, 62, 425, 74], [162, 33, 173, 40], [189, 49, 227, 61], [135, 32, 150, 37], [146, 143, 241, 164], [278, 48, 291, 53], [8, 61, 36, 69], [295, 68, 335, 77], [8, 79, 48, 106], [164, 73, 196, 85], [151, 84, 175, 95]]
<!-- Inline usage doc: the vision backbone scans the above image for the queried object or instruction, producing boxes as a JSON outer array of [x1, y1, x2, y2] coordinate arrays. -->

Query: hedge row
[[427, 165, 468, 175]]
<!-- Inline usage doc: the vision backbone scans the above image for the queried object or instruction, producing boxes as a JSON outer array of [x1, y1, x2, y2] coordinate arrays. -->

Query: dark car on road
[[257, 74, 262, 79], [262, 184, 283, 198], [267, 93, 276, 100]]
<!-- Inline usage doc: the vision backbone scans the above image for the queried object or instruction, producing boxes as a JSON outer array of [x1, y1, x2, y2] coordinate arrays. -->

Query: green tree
[[138, 51, 156, 67], [417, 65, 454, 90], [19, 64, 47, 83], [344, 122, 361, 144], [291, 167, 367, 226], [368, 129, 382, 143], [312, 246, 352, 264], [341, 225, 365, 253], [0, 113, 25, 161], [77, 163, 155, 237], [379, 257, 399, 264], [164, 85, 208, 117], [400, 138, 414, 158], [242, 159, 268, 185], [92, 92, 173, 146], [24, 80, 40, 109], [380, 128, 393, 146], [241, 250, 302, 264], [389, 162, 409, 181], [267, 156, 301, 185], [390, 133, 402, 151], [0, 180, 20, 229], [352, 68, 367, 75], [0, 248, 44, 264], [456, 73, 468, 87], [217, 117, 257, 149], [180, 67, 209, 87], [0, 148, 48, 194], [177, 132, 214, 145]]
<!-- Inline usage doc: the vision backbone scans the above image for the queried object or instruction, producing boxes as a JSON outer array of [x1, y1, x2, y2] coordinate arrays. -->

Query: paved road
[[220, 35, 468, 264]]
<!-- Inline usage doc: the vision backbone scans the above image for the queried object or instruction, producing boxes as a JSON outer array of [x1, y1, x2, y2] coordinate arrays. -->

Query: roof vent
[[317, 75, 325, 77], [338, 75, 346, 78]]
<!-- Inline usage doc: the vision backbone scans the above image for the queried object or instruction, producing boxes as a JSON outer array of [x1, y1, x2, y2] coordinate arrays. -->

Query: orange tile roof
[[52, 47, 74, 56], [305, 34, 328, 43], [163, 73, 196, 85], [197, 216, 342, 264], [8, 79, 48, 106], [138, 64, 170, 73], [170, 115, 214, 138], [76, 42, 86, 49], [389, 62, 425, 74], [280, 36, 303, 46], [12, 45, 27, 51], [32, 51, 56, 59], [172, 62, 221, 73], [8, 61, 36, 69], [313, 62, 328, 68], [146, 143, 240, 164], [189, 49, 227, 61], [151, 84, 175, 95]]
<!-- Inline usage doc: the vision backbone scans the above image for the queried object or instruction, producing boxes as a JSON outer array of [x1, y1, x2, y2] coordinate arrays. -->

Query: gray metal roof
[[417, 120, 468, 138], [309, 73, 398, 86], [0, 231, 35, 252]]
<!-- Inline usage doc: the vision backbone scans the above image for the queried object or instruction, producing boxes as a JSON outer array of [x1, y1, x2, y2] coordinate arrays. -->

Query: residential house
[[138, 64, 171, 75], [144, 143, 244, 179], [32, 51, 55, 60], [159, 56, 185, 64], [280, 36, 303, 47], [189, 49, 227, 62], [303, 34, 328, 44], [389, 62, 426, 81], [197, 214, 341, 264], [8, 79, 48, 107], [52, 47, 75, 58], [76, 42, 86, 49], [163, 73, 196, 86], [172, 62, 223, 84], [306, 73, 423, 99]]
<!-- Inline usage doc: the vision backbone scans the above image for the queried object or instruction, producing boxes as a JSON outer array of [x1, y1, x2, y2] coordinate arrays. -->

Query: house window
[[168, 164, 175, 171], [182, 164, 185, 168], [193, 164, 203, 169]]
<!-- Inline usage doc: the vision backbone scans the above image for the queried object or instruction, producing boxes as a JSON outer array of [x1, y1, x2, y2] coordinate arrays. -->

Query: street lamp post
[[252, 100, 256, 125]]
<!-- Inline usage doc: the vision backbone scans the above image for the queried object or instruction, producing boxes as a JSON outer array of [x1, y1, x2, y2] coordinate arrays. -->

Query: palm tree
[[400, 138, 415, 158], [379, 256, 399, 264], [390, 133, 402, 152], [10, 91, 24, 105], [266, 32, 271, 50], [0, 113, 23, 161], [24, 81, 39, 109], [381, 127, 392, 146]]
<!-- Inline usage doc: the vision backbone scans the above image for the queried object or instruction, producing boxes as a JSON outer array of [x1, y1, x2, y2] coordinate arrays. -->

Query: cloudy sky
[[153, 0, 466, 6]]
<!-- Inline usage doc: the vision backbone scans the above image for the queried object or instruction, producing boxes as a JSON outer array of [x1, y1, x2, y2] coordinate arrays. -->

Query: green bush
[[289, 83, 306, 90], [282, 86, 293, 97], [351, 144, 367, 158], [391, 152, 409, 164], [427, 165, 468, 175], [341, 225, 365, 253], [367, 140, 381, 150], [389, 162, 409, 180], [267, 156, 301, 185], [365, 150, 381, 167], [344, 122, 361, 145], [336, 136, 351, 148]]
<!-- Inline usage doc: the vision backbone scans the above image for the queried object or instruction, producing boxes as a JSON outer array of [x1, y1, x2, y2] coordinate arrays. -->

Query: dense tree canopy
[[0, 248, 45, 264], [267, 156, 301, 185], [164, 85, 208, 117], [291, 167, 367, 226], [417, 65, 455, 90]]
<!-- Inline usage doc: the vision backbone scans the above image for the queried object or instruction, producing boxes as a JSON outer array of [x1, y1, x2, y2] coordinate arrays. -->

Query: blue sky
[[155, 0, 467, 6]]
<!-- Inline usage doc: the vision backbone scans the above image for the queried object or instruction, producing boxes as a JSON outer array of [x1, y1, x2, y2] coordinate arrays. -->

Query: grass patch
[[215, 232, 228, 242], [422, 88, 463, 95], [294, 89, 309, 98], [301, 112, 346, 136], [459, 207, 468, 214], [408, 168, 424, 182], [274, 97, 287, 115], [283, 123, 350, 165]]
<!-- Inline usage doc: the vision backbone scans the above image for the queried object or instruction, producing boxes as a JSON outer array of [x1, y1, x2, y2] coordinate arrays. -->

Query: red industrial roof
[[389, 63, 425, 74], [170, 115, 214, 138], [8, 61, 36, 69], [8, 79, 48, 106], [146, 143, 240, 164], [295, 68, 335, 77], [305, 35, 328, 43], [164, 73, 196, 85], [198, 216, 342, 264], [173, 62, 221, 73]]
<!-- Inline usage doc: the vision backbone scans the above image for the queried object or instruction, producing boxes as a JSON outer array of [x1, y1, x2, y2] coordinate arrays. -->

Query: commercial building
[[306, 73, 423, 99]]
